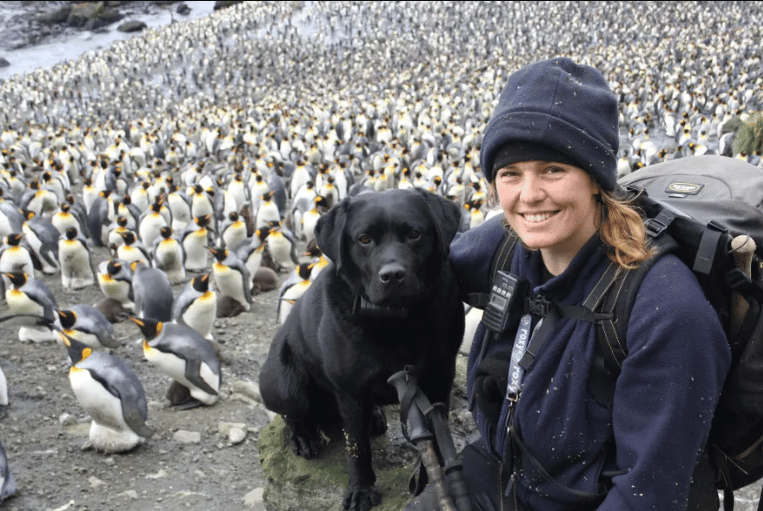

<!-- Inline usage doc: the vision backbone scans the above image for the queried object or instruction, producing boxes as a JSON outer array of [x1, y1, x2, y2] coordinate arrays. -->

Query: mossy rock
[[258, 412, 417, 511]]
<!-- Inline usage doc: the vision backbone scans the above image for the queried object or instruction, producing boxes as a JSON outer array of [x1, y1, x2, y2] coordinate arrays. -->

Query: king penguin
[[4, 271, 60, 342], [131, 261, 174, 322], [181, 214, 213, 272], [0, 439, 16, 503], [57, 304, 119, 351], [276, 262, 313, 325], [61, 332, 153, 453], [97, 259, 134, 312], [58, 227, 96, 290], [209, 247, 251, 313], [172, 273, 216, 341], [129, 316, 221, 409], [151, 226, 186, 285]]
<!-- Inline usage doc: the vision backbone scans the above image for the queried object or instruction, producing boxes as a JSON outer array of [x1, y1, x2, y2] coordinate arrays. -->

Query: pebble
[[174, 429, 201, 444], [243, 488, 265, 508]]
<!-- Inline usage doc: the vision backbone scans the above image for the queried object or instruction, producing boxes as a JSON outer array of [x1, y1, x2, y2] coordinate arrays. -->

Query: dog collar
[[354, 295, 409, 319]]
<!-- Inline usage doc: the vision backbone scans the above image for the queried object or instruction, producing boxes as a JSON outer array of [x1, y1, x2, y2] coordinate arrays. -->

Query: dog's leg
[[337, 396, 382, 511], [260, 340, 324, 458]]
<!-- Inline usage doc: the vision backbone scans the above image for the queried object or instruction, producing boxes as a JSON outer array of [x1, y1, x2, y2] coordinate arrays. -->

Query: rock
[[243, 488, 265, 508], [88, 476, 107, 488], [232, 380, 262, 403], [118, 21, 148, 33], [214, 1, 244, 11], [177, 3, 192, 15], [0, 58, 10, 68], [173, 430, 201, 444], [59, 412, 77, 427], [67, 3, 103, 28], [229, 426, 247, 445], [258, 415, 415, 511], [37, 6, 73, 25]]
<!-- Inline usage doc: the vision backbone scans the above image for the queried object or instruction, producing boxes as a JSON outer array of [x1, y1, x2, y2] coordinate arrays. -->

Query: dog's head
[[315, 189, 461, 306]]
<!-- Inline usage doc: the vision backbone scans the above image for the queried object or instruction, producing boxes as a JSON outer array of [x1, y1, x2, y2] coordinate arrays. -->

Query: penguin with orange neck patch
[[172, 273, 216, 341], [62, 333, 153, 453], [129, 316, 221, 409]]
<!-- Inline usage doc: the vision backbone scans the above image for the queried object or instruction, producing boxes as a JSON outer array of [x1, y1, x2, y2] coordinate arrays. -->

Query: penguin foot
[[0, 404, 7, 420], [166, 381, 203, 410]]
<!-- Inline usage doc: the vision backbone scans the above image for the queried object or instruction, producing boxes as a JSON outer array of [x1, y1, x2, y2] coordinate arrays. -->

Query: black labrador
[[259, 188, 465, 511]]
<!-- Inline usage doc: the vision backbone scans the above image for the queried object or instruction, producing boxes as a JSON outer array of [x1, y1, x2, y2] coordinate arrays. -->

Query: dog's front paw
[[286, 420, 323, 459], [342, 485, 382, 511]]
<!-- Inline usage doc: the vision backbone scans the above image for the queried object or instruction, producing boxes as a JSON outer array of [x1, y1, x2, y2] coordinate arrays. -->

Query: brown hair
[[486, 180, 652, 269]]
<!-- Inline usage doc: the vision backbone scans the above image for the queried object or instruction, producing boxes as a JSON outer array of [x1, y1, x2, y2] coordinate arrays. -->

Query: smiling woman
[[408, 57, 734, 511]]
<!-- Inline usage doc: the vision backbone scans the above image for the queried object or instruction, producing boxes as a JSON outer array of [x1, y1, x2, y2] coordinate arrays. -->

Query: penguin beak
[[128, 316, 144, 328]]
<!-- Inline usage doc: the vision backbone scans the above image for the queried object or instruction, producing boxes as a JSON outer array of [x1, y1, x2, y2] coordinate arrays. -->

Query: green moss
[[733, 113, 763, 155], [259, 415, 415, 511]]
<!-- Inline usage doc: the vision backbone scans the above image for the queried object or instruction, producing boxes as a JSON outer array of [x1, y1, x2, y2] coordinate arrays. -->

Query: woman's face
[[494, 160, 599, 273]]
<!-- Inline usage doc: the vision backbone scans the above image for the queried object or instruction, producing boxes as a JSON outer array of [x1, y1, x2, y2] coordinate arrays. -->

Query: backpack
[[485, 155, 763, 511]]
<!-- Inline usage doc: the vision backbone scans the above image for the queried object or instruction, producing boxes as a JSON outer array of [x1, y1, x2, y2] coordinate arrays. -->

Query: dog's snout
[[379, 263, 406, 286]]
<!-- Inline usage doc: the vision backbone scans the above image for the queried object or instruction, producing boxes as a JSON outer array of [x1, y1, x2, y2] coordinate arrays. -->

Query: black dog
[[259, 188, 465, 511]]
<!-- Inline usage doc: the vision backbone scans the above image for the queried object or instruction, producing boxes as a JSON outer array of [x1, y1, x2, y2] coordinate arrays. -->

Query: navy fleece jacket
[[451, 215, 730, 511]]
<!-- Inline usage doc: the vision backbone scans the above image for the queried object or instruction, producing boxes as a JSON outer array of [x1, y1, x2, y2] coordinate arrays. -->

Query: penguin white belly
[[143, 345, 219, 405], [0, 247, 35, 278], [64, 329, 104, 350], [139, 216, 166, 247], [302, 212, 321, 245], [213, 264, 250, 311], [244, 246, 264, 278], [181, 291, 217, 340], [278, 281, 311, 325], [183, 231, 209, 271], [116, 245, 148, 266], [69, 367, 144, 452], [6, 290, 56, 342], [222, 225, 247, 252], [97, 275, 134, 310], [268, 235, 295, 272], [59, 241, 94, 289]]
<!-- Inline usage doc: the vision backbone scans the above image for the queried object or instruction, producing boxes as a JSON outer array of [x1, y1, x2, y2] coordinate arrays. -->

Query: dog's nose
[[379, 263, 406, 286]]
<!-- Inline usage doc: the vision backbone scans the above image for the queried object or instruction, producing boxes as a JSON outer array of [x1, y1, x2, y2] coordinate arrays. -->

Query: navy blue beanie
[[480, 57, 619, 190]]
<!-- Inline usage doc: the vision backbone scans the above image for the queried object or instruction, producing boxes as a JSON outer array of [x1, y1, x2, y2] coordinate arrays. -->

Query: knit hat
[[480, 57, 619, 190]]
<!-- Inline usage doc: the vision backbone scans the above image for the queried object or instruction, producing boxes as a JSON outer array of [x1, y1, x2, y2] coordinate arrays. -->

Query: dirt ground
[[0, 242, 283, 511]]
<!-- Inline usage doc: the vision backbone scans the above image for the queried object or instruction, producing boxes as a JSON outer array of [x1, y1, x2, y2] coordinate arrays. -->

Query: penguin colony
[[0, 0, 762, 507]]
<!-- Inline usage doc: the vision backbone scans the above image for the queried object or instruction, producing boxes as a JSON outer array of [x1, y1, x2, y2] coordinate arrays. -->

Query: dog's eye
[[408, 230, 422, 241], [358, 234, 372, 245]]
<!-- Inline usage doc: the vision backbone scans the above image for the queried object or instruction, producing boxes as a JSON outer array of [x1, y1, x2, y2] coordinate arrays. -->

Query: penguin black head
[[228, 211, 239, 222], [196, 215, 212, 228], [106, 260, 124, 276], [65, 227, 79, 240], [208, 247, 228, 262], [297, 262, 314, 281], [56, 309, 77, 330], [304, 240, 322, 258], [119, 231, 137, 245], [150, 202, 162, 213], [159, 226, 173, 239], [191, 273, 211, 293], [60, 202, 71, 213], [117, 216, 129, 228], [61, 333, 93, 366], [3, 271, 27, 288], [256, 226, 272, 242], [128, 316, 162, 340], [6, 234, 22, 246]]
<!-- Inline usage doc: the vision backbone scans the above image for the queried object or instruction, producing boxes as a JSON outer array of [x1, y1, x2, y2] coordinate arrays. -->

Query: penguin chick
[[129, 316, 221, 409], [172, 273, 216, 340], [131, 261, 173, 322], [58, 227, 96, 290], [62, 333, 153, 453], [209, 247, 251, 313], [57, 305, 119, 350]]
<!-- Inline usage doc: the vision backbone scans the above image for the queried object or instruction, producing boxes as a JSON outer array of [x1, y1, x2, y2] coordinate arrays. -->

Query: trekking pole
[[387, 366, 472, 511], [730, 234, 756, 337], [388, 368, 458, 511]]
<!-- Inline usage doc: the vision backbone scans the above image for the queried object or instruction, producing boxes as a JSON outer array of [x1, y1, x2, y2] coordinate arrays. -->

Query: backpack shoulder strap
[[587, 236, 677, 407], [466, 221, 519, 309]]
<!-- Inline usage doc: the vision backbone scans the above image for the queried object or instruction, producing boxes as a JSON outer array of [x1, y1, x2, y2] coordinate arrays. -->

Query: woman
[[409, 58, 730, 510]]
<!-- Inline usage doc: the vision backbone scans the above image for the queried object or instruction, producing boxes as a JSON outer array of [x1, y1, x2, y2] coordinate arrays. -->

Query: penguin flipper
[[184, 358, 219, 397]]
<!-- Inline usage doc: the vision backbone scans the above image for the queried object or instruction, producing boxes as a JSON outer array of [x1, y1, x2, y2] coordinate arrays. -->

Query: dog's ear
[[417, 189, 462, 256], [315, 198, 350, 273]]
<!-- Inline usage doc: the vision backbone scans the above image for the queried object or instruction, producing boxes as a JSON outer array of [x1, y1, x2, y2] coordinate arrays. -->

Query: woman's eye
[[359, 234, 372, 245], [408, 230, 422, 241]]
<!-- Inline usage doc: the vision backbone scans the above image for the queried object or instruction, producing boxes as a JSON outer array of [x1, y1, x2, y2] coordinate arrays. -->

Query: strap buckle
[[525, 296, 552, 317]]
